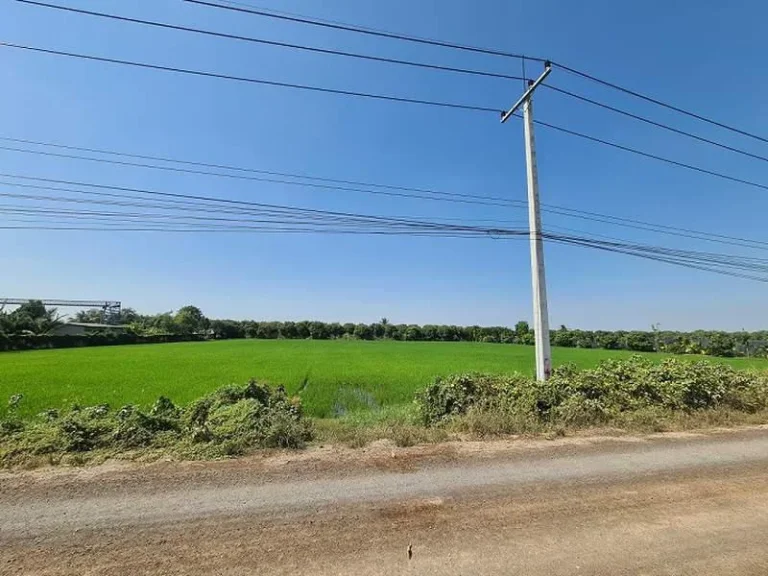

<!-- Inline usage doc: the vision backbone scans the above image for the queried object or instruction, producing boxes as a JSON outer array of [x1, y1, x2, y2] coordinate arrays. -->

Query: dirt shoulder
[[1, 425, 765, 498]]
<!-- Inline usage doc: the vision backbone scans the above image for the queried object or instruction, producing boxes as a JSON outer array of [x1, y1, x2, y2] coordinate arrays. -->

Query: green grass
[[1, 339, 767, 419]]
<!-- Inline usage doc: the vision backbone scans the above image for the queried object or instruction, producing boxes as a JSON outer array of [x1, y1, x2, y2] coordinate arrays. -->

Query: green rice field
[[2, 339, 767, 418]]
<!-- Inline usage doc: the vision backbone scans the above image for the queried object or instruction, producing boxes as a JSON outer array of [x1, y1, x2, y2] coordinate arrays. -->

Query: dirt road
[[3, 429, 768, 575]]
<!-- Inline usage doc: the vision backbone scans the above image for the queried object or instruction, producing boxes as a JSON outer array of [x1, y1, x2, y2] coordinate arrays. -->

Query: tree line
[[1, 301, 767, 358]]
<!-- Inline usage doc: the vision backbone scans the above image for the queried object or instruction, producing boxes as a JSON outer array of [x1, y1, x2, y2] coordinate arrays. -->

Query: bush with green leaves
[[0, 380, 312, 466], [188, 381, 311, 452], [416, 356, 768, 428]]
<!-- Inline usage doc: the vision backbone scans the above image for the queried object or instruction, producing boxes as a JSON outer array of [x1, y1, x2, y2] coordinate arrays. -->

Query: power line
[[1, 168, 767, 273], [0, 193, 528, 230], [6, 197, 768, 275], [0, 173, 735, 253], [0, 143, 513, 208], [7, 174, 768, 256], [0, 135, 513, 201], [534, 119, 768, 193], [0, 42, 501, 115], [547, 235, 768, 284], [553, 62, 768, 146], [0, 224, 519, 237], [5, 38, 768, 251], [182, 0, 544, 62], [10, 39, 768, 199], [4, 202, 764, 272], [0, 171, 525, 235], [13, 0, 524, 83], [3, 136, 768, 252], [0, 187, 527, 227], [0, 204, 523, 237], [541, 203, 768, 251], [2, 171, 768, 282], [546, 84, 768, 166], [183, 0, 768, 146], [5, 209, 768, 283], [9, 5, 768, 286]]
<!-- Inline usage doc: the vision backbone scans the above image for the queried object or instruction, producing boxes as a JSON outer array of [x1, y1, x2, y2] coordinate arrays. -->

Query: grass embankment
[[2, 339, 767, 419]]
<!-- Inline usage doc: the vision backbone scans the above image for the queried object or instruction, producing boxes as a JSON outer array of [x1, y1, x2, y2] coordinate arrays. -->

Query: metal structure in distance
[[0, 298, 122, 324]]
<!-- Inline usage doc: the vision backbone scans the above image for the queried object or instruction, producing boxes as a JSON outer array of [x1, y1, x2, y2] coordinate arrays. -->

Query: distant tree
[[173, 306, 208, 335], [296, 321, 311, 339], [280, 321, 298, 339], [625, 331, 655, 352], [552, 327, 576, 348], [326, 322, 344, 339], [371, 322, 385, 339], [514, 321, 532, 344], [8, 300, 63, 335], [14, 300, 47, 319], [257, 321, 280, 339], [75, 307, 139, 325], [383, 323, 399, 340], [404, 325, 423, 341], [519, 330, 535, 346], [353, 323, 373, 340], [705, 332, 736, 357], [421, 325, 438, 341], [515, 321, 530, 336], [241, 321, 259, 338], [119, 308, 140, 324], [139, 312, 176, 335], [209, 319, 243, 339], [309, 321, 328, 340], [74, 309, 104, 323], [437, 325, 457, 342], [574, 330, 596, 349], [595, 331, 621, 350], [663, 335, 688, 355]]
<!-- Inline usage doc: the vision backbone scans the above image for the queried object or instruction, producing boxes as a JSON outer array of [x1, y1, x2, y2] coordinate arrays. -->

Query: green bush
[[112, 404, 180, 449], [0, 380, 312, 466], [207, 399, 266, 443], [415, 373, 531, 425], [416, 356, 768, 429]]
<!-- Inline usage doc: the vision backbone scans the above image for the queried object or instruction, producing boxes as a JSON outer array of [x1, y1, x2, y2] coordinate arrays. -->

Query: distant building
[[53, 322, 129, 337]]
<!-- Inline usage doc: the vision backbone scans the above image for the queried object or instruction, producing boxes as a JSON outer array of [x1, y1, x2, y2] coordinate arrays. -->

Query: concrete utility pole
[[501, 61, 553, 380]]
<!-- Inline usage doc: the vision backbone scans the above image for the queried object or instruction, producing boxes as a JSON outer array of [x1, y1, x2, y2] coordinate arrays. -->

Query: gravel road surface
[[2, 429, 768, 575]]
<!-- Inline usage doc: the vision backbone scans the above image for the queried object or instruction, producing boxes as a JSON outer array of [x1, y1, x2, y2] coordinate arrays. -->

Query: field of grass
[[2, 339, 768, 419]]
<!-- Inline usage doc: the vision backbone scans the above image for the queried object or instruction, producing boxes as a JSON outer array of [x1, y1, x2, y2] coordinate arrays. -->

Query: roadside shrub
[[416, 356, 768, 430], [191, 381, 311, 451], [207, 399, 266, 444], [58, 416, 105, 452], [416, 373, 531, 425], [0, 418, 24, 439], [112, 404, 180, 449], [0, 380, 312, 467], [262, 410, 313, 449]]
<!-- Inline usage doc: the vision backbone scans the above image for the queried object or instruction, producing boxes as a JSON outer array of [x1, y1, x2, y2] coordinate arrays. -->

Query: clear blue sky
[[2, 0, 767, 330]]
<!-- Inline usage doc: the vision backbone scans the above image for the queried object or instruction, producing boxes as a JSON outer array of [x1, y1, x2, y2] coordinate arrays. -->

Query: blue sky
[[2, 0, 767, 330]]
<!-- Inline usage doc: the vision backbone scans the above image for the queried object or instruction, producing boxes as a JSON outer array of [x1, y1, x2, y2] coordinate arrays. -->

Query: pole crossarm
[[500, 61, 552, 124]]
